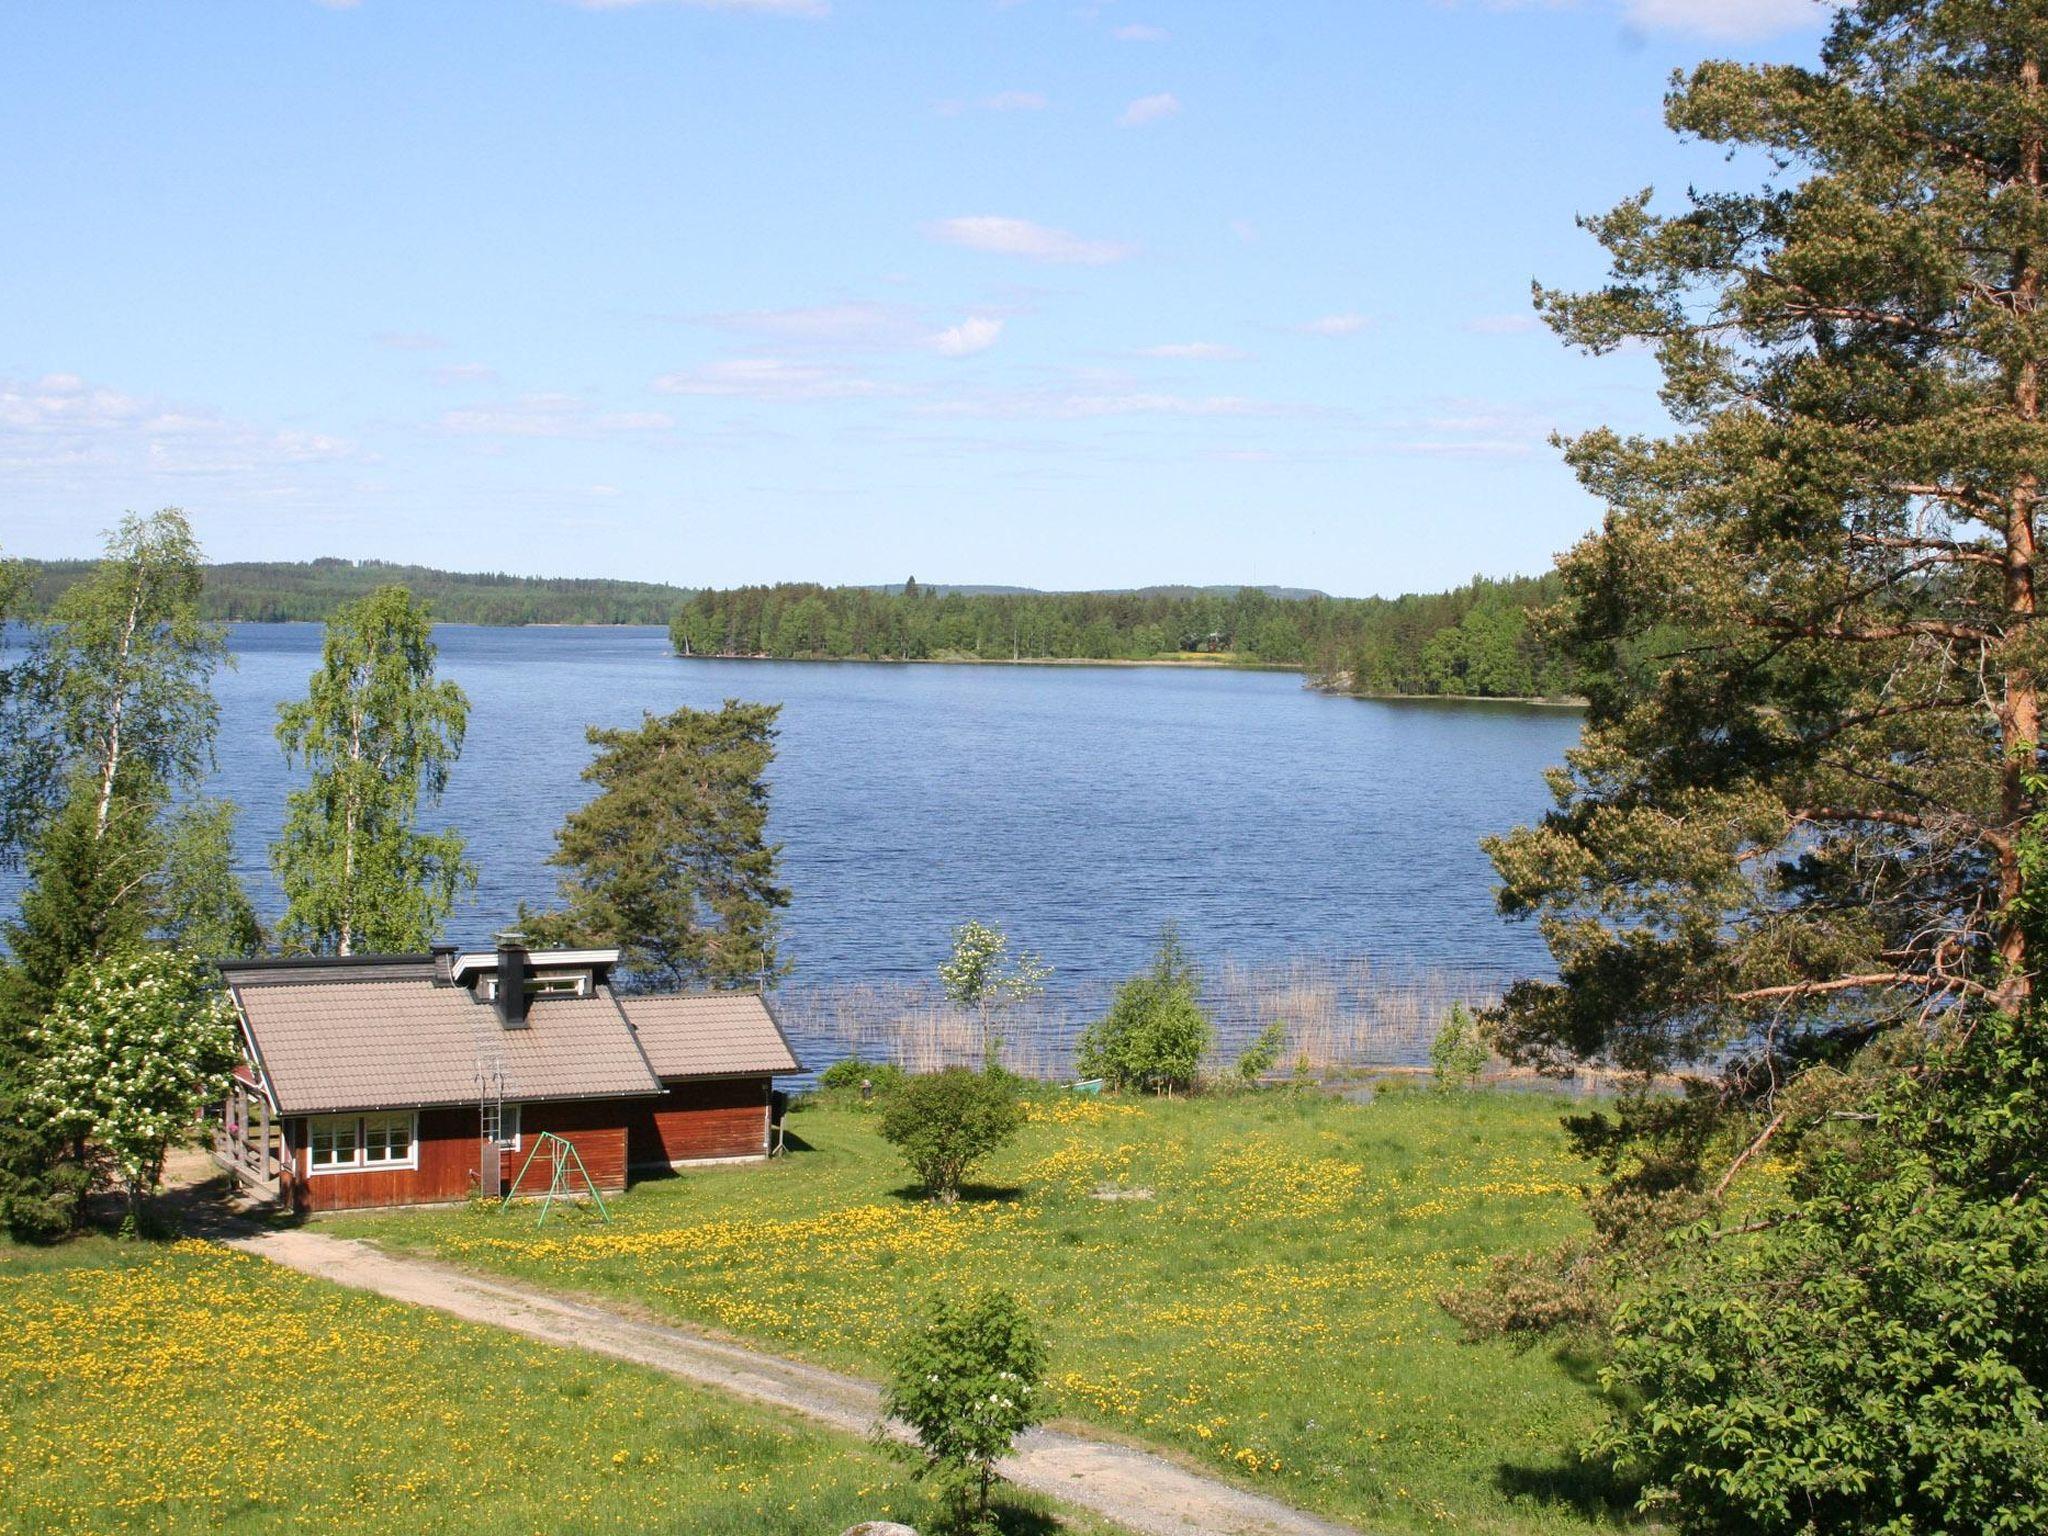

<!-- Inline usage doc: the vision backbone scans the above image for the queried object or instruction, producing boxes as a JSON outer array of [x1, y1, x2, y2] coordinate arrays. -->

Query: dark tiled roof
[[618, 992, 801, 1079]]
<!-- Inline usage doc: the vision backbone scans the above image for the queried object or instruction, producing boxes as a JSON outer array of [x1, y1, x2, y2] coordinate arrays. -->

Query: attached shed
[[214, 936, 799, 1213]]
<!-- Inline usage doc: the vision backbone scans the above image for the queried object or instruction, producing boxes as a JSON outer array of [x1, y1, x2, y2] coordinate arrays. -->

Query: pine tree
[[1489, 2, 2048, 1097], [523, 701, 789, 990]]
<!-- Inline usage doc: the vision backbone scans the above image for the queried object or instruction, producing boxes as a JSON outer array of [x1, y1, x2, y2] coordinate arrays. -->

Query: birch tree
[[0, 512, 232, 1236], [37, 511, 225, 846], [272, 586, 473, 954]]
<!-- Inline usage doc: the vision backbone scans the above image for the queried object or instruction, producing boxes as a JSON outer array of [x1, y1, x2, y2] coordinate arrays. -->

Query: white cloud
[[1380, 396, 1557, 459], [430, 362, 499, 385], [932, 316, 1005, 357], [925, 215, 1135, 265], [374, 331, 447, 351], [1386, 438, 1537, 459], [1447, 0, 1834, 42], [934, 90, 1050, 117], [1621, 0, 1833, 40], [567, 0, 829, 14], [440, 393, 675, 438], [651, 358, 893, 400], [0, 373, 359, 498], [1112, 23, 1168, 40], [1136, 342, 1245, 360], [1463, 314, 1541, 335], [695, 301, 917, 348], [1295, 312, 1370, 337], [924, 389, 1277, 421], [1117, 91, 1181, 127]]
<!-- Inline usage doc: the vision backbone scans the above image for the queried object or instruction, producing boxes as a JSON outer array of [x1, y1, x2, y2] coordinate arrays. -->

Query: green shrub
[[1596, 1013, 2048, 1534], [1429, 1004, 1489, 1091], [878, 1069, 1023, 1203], [1075, 924, 1213, 1095], [817, 1057, 906, 1104], [884, 1287, 1048, 1534], [1233, 1021, 1288, 1083]]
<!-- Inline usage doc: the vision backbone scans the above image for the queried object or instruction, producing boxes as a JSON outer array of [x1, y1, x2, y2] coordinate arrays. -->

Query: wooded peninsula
[[670, 575, 1578, 699], [16, 556, 1578, 700]]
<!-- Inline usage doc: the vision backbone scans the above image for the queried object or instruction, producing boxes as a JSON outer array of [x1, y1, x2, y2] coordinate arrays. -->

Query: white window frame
[[483, 971, 590, 1002], [490, 1103, 523, 1154], [305, 1111, 419, 1175]]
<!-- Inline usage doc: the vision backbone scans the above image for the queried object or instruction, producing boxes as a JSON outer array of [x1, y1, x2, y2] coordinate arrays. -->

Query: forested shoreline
[[18, 557, 1580, 701], [671, 575, 1581, 700], [19, 557, 691, 627]]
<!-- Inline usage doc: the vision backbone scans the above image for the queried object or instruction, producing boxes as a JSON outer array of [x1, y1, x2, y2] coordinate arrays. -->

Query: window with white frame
[[489, 1103, 522, 1153], [482, 970, 590, 1002], [307, 1111, 417, 1173]]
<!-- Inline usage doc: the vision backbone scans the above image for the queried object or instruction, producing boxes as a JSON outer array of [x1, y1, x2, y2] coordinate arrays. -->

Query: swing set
[[499, 1130, 613, 1226]]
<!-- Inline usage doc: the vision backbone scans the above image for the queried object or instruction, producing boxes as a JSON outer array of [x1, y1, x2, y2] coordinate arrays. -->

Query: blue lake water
[[9, 623, 1583, 993]]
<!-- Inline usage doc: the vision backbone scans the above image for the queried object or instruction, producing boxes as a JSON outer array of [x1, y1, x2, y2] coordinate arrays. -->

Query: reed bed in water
[[768, 955, 1515, 1080]]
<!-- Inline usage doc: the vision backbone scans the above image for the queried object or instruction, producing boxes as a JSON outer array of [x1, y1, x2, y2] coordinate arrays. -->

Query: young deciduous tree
[[1075, 924, 1213, 1094], [523, 700, 789, 991], [159, 799, 263, 958], [884, 1287, 1048, 1534], [938, 919, 1050, 1061], [26, 948, 240, 1233], [273, 586, 473, 955], [1487, 0, 2048, 1171]]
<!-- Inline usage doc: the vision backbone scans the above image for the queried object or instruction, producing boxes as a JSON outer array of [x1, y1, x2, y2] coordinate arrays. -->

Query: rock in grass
[[841, 1524, 918, 1536]]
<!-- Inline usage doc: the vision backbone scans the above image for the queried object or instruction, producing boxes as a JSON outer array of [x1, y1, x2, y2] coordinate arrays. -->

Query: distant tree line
[[20, 557, 691, 627], [671, 574, 1582, 699]]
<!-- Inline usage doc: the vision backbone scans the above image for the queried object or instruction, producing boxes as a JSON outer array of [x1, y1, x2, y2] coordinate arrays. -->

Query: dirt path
[[224, 1227, 1363, 1536]]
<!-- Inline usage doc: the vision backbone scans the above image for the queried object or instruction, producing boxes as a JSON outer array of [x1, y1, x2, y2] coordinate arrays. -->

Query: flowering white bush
[[26, 948, 240, 1230], [884, 1287, 1047, 1533]]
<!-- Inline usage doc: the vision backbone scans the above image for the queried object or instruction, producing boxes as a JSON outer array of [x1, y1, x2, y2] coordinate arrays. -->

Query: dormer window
[[480, 969, 592, 1002]]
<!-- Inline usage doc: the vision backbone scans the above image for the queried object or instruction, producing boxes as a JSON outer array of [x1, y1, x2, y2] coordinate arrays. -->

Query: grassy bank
[[331, 1087, 1622, 1535], [0, 1236, 1113, 1535]]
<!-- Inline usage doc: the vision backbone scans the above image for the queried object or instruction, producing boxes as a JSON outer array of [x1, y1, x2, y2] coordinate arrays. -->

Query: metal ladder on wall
[[475, 1042, 505, 1198]]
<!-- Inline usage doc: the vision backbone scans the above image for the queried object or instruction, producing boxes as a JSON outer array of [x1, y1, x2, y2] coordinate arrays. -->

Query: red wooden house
[[213, 934, 800, 1212]]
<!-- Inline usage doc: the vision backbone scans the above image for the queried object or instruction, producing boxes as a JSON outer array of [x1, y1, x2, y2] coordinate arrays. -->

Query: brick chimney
[[494, 931, 530, 1028]]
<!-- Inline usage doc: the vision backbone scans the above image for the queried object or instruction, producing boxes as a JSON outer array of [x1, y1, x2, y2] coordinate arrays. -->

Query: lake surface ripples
[[6, 623, 1583, 1002]]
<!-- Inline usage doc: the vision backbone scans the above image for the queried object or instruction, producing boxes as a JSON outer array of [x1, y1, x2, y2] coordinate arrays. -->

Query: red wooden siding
[[508, 1099, 630, 1194], [290, 1107, 478, 1213], [289, 1103, 627, 1213], [630, 1077, 771, 1167], [282, 1080, 771, 1211]]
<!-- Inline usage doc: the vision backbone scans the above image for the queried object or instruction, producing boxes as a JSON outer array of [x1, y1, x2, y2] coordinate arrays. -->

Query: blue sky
[[0, 0, 1834, 597]]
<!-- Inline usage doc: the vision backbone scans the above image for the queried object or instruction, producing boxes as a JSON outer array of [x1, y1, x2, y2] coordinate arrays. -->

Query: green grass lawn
[[331, 1085, 1629, 1535], [0, 1236, 1120, 1536]]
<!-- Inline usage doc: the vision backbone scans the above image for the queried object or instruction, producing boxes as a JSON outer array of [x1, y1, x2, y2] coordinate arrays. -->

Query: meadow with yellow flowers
[[0, 1236, 1118, 1535], [335, 1086, 1616, 1535]]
